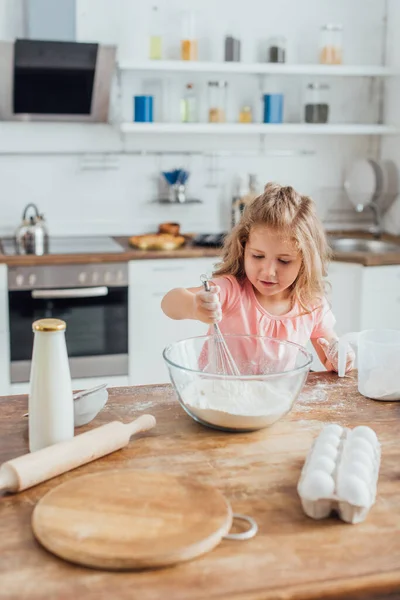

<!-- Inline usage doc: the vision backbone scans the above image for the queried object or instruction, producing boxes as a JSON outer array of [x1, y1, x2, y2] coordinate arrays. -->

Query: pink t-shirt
[[209, 275, 335, 347]]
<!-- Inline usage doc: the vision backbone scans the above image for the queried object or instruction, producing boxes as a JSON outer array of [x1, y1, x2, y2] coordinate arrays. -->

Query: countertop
[[1, 231, 400, 267], [1, 373, 400, 599]]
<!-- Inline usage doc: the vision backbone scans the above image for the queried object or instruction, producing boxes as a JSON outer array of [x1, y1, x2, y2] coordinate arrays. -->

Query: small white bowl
[[73, 384, 108, 427]]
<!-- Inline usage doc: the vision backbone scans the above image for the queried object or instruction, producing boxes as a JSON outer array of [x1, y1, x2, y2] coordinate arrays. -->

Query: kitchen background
[[0, 0, 399, 236], [0, 0, 399, 395]]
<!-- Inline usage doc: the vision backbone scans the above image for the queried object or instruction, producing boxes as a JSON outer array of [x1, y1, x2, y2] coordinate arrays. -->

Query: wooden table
[[1, 373, 400, 600]]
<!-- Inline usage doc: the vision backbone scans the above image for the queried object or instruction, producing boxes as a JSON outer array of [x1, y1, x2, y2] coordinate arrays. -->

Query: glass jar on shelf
[[181, 11, 197, 61], [304, 83, 330, 124], [180, 83, 197, 123], [239, 105, 252, 123], [149, 5, 162, 60], [208, 81, 228, 123], [225, 34, 241, 62], [267, 36, 286, 63], [319, 24, 343, 65]]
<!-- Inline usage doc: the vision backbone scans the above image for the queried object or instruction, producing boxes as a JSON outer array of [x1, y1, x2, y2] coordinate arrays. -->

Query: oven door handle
[[31, 287, 109, 299]]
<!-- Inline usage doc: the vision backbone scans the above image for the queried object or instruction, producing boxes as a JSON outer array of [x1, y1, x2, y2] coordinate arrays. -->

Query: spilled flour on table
[[297, 376, 354, 413]]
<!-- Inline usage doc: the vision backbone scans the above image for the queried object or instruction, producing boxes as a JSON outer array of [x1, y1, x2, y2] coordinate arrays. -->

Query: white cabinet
[[325, 262, 364, 335], [361, 265, 400, 330], [128, 258, 217, 385]]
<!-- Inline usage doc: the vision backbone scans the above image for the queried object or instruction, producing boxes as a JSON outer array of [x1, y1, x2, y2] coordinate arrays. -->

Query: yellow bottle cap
[[32, 318, 66, 332]]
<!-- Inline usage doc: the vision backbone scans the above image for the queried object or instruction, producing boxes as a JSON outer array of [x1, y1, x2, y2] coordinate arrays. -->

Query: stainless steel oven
[[8, 262, 128, 383]]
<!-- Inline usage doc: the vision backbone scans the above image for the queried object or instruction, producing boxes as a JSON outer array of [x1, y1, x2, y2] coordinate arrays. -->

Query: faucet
[[355, 201, 382, 239]]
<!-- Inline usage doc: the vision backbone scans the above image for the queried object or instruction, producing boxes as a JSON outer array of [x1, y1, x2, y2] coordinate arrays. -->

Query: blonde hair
[[214, 182, 331, 312]]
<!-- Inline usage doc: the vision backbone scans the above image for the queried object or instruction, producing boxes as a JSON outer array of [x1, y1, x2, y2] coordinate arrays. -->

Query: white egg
[[340, 460, 372, 484], [344, 449, 374, 471], [322, 424, 344, 437], [351, 426, 378, 446], [308, 454, 336, 475], [313, 441, 338, 461], [347, 437, 375, 459], [337, 474, 371, 506], [317, 432, 341, 448], [301, 470, 335, 501]]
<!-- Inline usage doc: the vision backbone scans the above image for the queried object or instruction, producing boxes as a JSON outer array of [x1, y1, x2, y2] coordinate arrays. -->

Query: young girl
[[161, 182, 354, 373]]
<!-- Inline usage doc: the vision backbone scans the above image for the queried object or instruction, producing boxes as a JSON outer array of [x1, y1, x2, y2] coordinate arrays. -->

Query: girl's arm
[[161, 285, 221, 324]]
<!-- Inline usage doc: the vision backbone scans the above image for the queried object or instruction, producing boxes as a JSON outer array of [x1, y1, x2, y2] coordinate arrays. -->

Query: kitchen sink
[[329, 237, 400, 254]]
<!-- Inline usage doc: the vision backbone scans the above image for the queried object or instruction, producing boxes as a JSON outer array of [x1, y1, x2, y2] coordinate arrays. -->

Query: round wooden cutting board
[[32, 470, 233, 570]]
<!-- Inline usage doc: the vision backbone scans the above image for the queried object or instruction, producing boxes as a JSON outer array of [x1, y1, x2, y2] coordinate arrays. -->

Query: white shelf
[[121, 123, 400, 136], [119, 60, 399, 77]]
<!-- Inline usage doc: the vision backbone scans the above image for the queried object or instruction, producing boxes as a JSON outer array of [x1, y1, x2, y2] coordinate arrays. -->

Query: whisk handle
[[200, 274, 211, 292]]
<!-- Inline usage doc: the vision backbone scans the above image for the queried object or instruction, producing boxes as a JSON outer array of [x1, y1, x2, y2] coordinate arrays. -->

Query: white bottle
[[29, 318, 74, 452]]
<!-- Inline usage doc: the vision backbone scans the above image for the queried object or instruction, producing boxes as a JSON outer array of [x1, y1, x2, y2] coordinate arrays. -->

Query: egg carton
[[297, 424, 381, 524]]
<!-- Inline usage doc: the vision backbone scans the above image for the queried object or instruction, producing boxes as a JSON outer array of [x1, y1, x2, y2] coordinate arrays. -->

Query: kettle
[[15, 203, 49, 255]]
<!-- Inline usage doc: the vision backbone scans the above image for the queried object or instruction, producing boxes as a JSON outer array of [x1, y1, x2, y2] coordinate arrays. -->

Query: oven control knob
[[16, 274, 24, 287], [78, 272, 87, 284], [104, 271, 113, 284], [29, 274, 36, 286], [92, 272, 99, 284], [117, 270, 124, 283]]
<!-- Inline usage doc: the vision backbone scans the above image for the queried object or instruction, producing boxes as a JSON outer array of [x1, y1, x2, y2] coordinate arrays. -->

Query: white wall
[[0, 0, 397, 238]]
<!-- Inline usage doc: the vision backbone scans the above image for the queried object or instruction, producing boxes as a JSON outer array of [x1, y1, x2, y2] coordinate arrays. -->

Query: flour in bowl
[[180, 378, 294, 430]]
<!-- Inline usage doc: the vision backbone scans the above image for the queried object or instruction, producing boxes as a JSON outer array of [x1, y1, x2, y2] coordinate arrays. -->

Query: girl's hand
[[317, 338, 355, 373], [193, 285, 222, 324]]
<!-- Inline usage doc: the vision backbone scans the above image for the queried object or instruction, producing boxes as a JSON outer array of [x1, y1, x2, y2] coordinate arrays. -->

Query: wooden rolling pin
[[0, 414, 156, 494]]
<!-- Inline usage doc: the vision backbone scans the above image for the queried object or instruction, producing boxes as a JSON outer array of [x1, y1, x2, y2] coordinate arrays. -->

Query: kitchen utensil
[[338, 329, 400, 400], [32, 469, 257, 570], [72, 383, 108, 402], [129, 233, 186, 250], [161, 169, 191, 203], [15, 203, 49, 255], [192, 233, 226, 248], [200, 274, 240, 376], [29, 318, 74, 452], [163, 334, 312, 431], [73, 383, 108, 426], [23, 383, 109, 425], [344, 159, 381, 211], [298, 424, 380, 524], [0, 415, 156, 494]]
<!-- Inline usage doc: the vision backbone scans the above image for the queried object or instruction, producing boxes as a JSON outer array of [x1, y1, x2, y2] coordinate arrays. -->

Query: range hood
[[0, 39, 116, 122]]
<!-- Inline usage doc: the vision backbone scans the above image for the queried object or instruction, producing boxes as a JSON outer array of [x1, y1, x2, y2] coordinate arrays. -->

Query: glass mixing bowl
[[163, 335, 313, 432]]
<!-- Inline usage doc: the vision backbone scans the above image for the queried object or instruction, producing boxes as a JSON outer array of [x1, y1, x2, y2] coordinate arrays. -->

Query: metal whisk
[[200, 274, 241, 376]]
